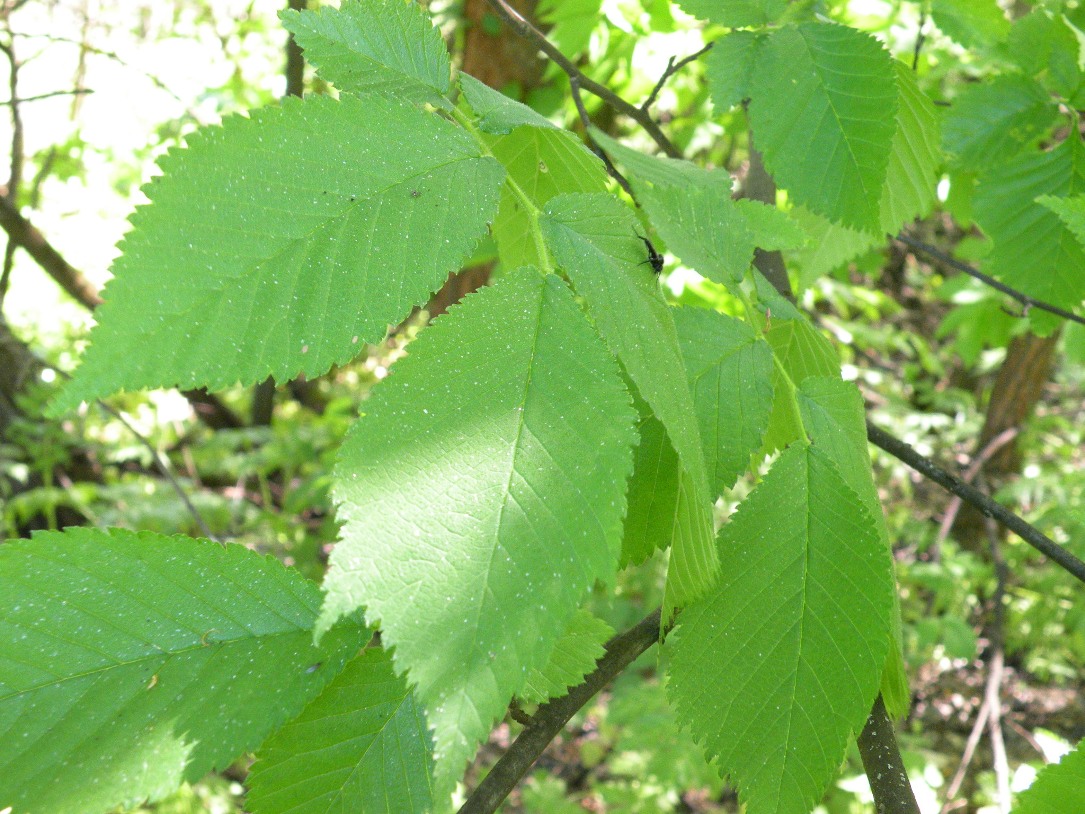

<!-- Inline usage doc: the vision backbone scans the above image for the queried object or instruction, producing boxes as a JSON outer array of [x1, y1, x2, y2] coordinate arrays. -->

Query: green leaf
[[930, 0, 1010, 49], [942, 74, 1059, 172], [281, 0, 451, 106], [1004, 9, 1083, 99], [749, 22, 898, 231], [667, 442, 894, 814], [639, 182, 757, 286], [1038, 192, 1085, 250], [706, 30, 766, 113], [734, 199, 807, 251], [0, 528, 366, 814], [789, 207, 880, 290], [491, 127, 607, 269], [246, 648, 434, 814], [540, 193, 718, 612], [677, 0, 786, 27], [319, 269, 637, 780], [460, 73, 558, 134], [973, 136, 1085, 311], [622, 396, 683, 567], [1014, 739, 1085, 814], [879, 63, 941, 235], [675, 307, 774, 495], [539, 0, 601, 57], [51, 94, 503, 414], [519, 611, 614, 705], [590, 127, 725, 188], [795, 377, 909, 716], [761, 316, 840, 453]]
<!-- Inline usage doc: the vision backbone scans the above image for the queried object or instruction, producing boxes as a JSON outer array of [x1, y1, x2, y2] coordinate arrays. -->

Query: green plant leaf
[[0, 527, 366, 814], [540, 193, 718, 612], [519, 610, 614, 705], [973, 136, 1085, 311], [281, 0, 451, 106], [1014, 739, 1085, 814], [942, 74, 1059, 173], [246, 647, 434, 814], [789, 207, 881, 290], [590, 128, 726, 188], [749, 22, 898, 231], [51, 94, 503, 414], [734, 199, 807, 251], [319, 269, 637, 781], [879, 63, 941, 234], [460, 73, 557, 134], [1038, 193, 1085, 250], [667, 442, 894, 814], [677, 0, 786, 27], [930, 0, 1010, 49], [706, 30, 766, 113], [761, 316, 840, 453], [491, 127, 606, 270], [674, 307, 774, 496], [621, 395, 683, 567], [1004, 9, 1082, 99], [795, 377, 909, 716]]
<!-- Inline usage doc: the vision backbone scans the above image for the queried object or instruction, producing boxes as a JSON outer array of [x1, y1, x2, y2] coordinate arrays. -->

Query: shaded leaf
[[460, 73, 557, 134], [247, 648, 434, 814], [519, 611, 614, 704], [677, 0, 786, 27], [879, 63, 941, 234], [0, 528, 366, 814], [319, 269, 637, 781], [761, 316, 840, 453], [930, 0, 1010, 49], [706, 31, 766, 112], [1014, 739, 1085, 814]]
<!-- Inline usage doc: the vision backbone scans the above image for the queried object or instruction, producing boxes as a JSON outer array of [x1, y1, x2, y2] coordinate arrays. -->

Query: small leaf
[[1014, 738, 1085, 814], [1004, 9, 1082, 99], [519, 611, 614, 705], [879, 63, 941, 235], [51, 94, 503, 414], [974, 136, 1085, 311], [0, 528, 366, 814], [706, 31, 766, 112], [675, 307, 774, 495], [541, 193, 718, 611], [789, 206, 881, 290], [460, 73, 557, 134], [677, 0, 786, 27], [942, 74, 1059, 172], [930, 0, 1010, 49], [320, 269, 637, 781], [622, 396, 683, 567], [749, 22, 898, 231], [247, 648, 434, 814], [668, 443, 893, 814], [761, 316, 840, 453], [1038, 193, 1085, 250], [281, 0, 451, 106]]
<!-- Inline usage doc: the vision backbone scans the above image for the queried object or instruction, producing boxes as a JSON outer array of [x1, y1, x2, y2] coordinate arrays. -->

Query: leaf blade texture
[[879, 63, 941, 235], [1013, 738, 1085, 814], [541, 193, 718, 612], [246, 647, 435, 814], [518, 610, 614, 705], [281, 0, 452, 106], [52, 94, 503, 414], [667, 442, 894, 814], [749, 22, 898, 231], [320, 268, 637, 781], [0, 527, 367, 814]]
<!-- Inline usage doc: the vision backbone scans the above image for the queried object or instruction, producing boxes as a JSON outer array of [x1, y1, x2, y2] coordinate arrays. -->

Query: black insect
[[635, 230, 664, 274]]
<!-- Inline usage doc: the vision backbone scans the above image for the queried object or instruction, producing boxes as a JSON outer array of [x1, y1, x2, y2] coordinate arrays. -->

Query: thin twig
[[458, 609, 662, 814], [981, 488, 1011, 814], [911, 11, 926, 71], [937, 428, 1019, 543], [867, 421, 1085, 585], [0, 87, 92, 105], [941, 690, 992, 809], [483, 0, 681, 158], [641, 42, 713, 112], [895, 233, 1085, 327]]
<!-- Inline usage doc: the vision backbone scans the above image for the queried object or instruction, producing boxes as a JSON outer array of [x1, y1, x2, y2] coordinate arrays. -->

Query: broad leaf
[[319, 269, 637, 780], [1004, 10, 1082, 99], [930, 0, 1010, 49], [749, 23, 898, 231], [706, 30, 766, 112], [1038, 193, 1085, 250], [674, 307, 774, 496], [942, 74, 1059, 173], [622, 396, 683, 567], [519, 610, 614, 705], [491, 127, 607, 269], [0, 528, 366, 814], [1014, 739, 1085, 814], [52, 94, 503, 414], [761, 316, 840, 453], [974, 136, 1085, 312], [677, 0, 786, 27], [734, 199, 806, 251], [668, 442, 893, 814], [246, 648, 434, 814], [879, 63, 941, 235], [460, 73, 557, 134], [541, 193, 718, 611], [281, 0, 451, 106]]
